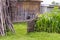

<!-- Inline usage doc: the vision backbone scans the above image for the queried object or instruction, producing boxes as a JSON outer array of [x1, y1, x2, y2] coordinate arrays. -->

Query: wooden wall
[[10, 1, 40, 22]]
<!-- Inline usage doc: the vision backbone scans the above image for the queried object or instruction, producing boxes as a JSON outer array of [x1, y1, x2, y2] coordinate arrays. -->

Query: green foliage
[[35, 6, 60, 33], [1, 23, 60, 40]]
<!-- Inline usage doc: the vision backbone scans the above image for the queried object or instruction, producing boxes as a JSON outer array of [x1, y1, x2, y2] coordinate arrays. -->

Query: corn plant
[[35, 6, 60, 33]]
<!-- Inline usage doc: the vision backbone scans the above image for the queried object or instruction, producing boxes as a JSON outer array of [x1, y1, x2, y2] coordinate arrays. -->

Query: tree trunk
[[0, 0, 15, 36]]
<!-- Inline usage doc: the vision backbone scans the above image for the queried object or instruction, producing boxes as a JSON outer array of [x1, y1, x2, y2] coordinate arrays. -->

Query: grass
[[0, 23, 60, 40]]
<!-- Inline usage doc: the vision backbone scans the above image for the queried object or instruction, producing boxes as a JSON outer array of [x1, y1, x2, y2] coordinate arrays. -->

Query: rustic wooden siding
[[10, 1, 40, 22]]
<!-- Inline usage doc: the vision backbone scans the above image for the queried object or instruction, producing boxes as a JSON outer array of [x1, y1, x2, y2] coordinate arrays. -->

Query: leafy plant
[[35, 6, 60, 33]]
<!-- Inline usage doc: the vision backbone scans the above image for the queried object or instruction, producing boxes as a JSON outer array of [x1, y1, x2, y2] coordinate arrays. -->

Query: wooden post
[[27, 19, 36, 32]]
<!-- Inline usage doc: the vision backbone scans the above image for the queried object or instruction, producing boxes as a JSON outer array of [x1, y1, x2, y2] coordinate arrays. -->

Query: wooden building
[[9, 0, 42, 22]]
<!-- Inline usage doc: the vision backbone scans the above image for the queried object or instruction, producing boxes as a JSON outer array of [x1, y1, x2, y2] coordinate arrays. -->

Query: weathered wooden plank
[[27, 19, 36, 32], [10, 1, 40, 22]]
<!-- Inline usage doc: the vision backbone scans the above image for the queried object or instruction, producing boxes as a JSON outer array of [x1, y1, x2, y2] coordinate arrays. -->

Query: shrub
[[35, 6, 60, 33]]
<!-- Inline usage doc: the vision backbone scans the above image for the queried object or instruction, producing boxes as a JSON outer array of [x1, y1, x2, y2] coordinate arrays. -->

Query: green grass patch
[[0, 23, 60, 40]]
